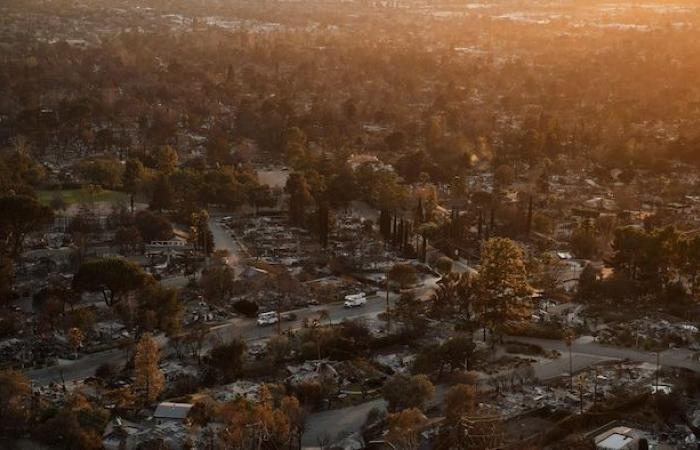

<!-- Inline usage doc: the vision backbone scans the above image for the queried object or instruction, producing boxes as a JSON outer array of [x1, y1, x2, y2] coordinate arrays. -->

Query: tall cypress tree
[[380, 209, 391, 242], [319, 203, 329, 248], [478, 209, 483, 241], [415, 198, 425, 224], [403, 220, 410, 255]]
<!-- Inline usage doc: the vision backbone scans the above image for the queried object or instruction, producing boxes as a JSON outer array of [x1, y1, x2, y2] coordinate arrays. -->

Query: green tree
[[577, 264, 599, 301], [435, 256, 454, 277], [441, 336, 477, 372], [266, 335, 291, 363], [190, 209, 213, 255], [153, 145, 179, 174], [0, 194, 54, 260], [395, 292, 426, 335], [386, 263, 419, 330], [0, 257, 15, 307], [382, 374, 434, 412], [35, 407, 104, 450], [135, 210, 173, 242], [325, 164, 358, 210], [0, 370, 31, 434], [115, 226, 143, 255], [123, 158, 145, 212], [282, 127, 308, 167], [475, 238, 530, 341], [494, 164, 515, 188], [249, 185, 277, 214], [455, 272, 477, 324], [388, 263, 418, 290], [430, 278, 457, 318], [681, 236, 700, 295], [49, 192, 67, 212], [205, 127, 231, 165], [74, 158, 123, 188], [610, 226, 648, 281], [200, 263, 235, 304], [206, 339, 246, 384], [73, 258, 151, 307], [137, 284, 183, 335], [413, 337, 478, 376], [285, 172, 312, 227], [150, 174, 175, 211], [570, 221, 598, 259], [610, 226, 680, 293]]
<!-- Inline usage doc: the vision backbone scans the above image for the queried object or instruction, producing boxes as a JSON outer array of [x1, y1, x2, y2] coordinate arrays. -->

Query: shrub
[[294, 380, 325, 410], [504, 341, 546, 356], [95, 362, 116, 380], [382, 374, 434, 411], [204, 339, 246, 384], [233, 299, 259, 317], [503, 322, 564, 340]]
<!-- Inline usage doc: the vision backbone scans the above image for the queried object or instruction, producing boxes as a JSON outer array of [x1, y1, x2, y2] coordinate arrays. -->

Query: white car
[[344, 293, 367, 308], [257, 311, 279, 326]]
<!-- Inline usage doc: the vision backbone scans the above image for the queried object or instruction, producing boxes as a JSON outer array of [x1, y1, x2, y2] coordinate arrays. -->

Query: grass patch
[[37, 189, 127, 206]]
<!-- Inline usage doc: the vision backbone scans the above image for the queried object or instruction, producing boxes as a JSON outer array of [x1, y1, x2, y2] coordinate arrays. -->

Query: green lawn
[[37, 189, 128, 206]]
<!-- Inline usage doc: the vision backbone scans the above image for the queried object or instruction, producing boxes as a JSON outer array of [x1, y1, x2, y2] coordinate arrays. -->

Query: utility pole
[[569, 344, 574, 391], [593, 368, 598, 408], [276, 297, 283, 336], [655, 351, 660, 390], [385, 275, 391, 332], [564, 329, 575, 391]]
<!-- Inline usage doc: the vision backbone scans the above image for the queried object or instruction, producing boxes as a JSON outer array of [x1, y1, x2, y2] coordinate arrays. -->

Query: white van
[[344, 293, 367, 308], [257, 311, 279, 326]]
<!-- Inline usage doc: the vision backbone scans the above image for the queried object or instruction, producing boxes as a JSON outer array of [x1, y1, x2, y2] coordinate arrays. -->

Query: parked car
[[344, 293, 367, 308], [257, 311, 279, 326]]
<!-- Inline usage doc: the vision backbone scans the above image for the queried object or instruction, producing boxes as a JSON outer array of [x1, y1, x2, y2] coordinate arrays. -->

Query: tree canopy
[[475, 238, 531, 334], [73, 258, 151, 307], [0, 194, 54, 260]]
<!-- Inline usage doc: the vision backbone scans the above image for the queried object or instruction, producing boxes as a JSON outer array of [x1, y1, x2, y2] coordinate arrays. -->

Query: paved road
[[26, 293, 396, 385], [302, 385, 450, 446], [208, 216, 243, 269], [301, 336, 700, 445], [510, 336, 700, 375], [26, 216, 403, 385], [28, 349, 124, 386], [303, 398, 387, 446], [27, 334, 169, 386]]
